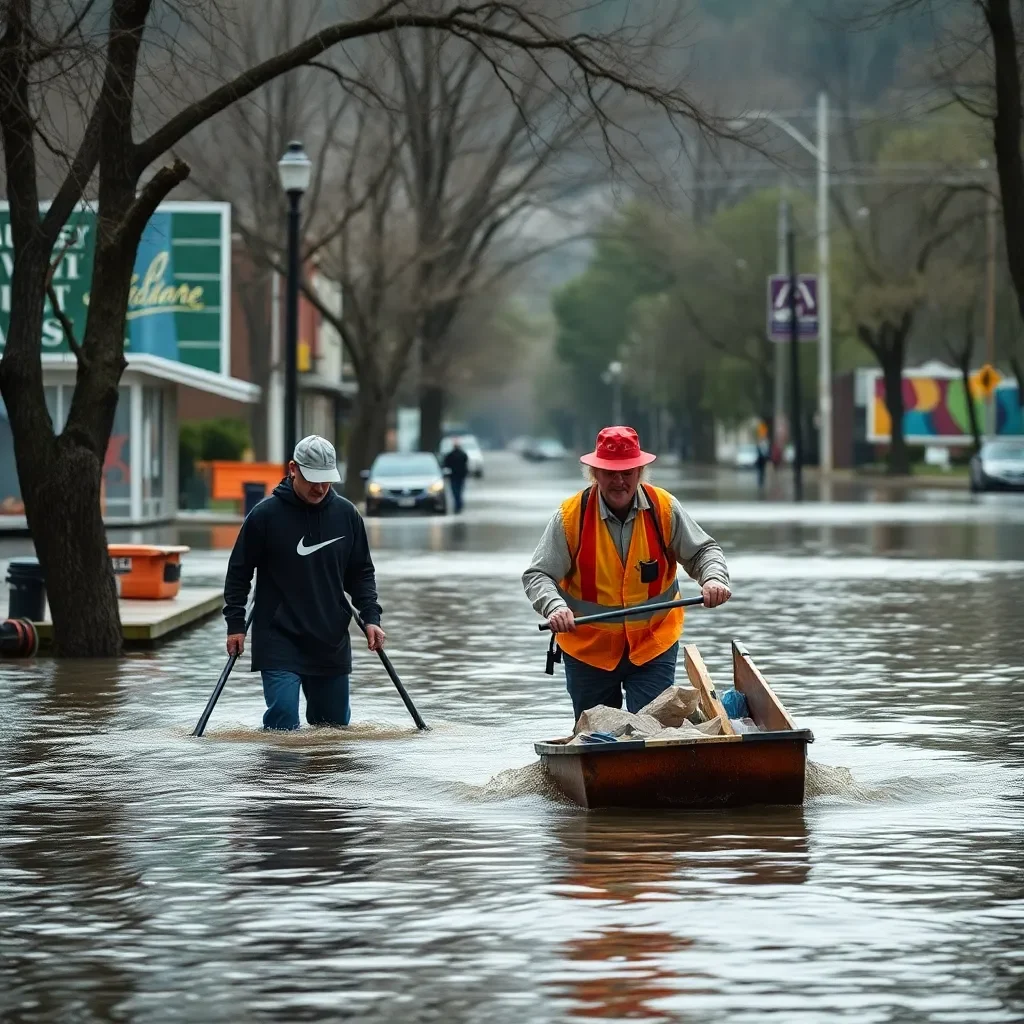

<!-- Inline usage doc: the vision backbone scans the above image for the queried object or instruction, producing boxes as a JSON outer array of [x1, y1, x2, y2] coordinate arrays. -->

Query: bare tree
[[175, 2, 359, 459], [830, 110, 985, 473], [869, 0, 1024, 404], [0, 0, 735, 655]]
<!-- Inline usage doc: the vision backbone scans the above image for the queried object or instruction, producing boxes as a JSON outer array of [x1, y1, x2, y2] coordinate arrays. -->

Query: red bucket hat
[[580, 426, 656, 471]]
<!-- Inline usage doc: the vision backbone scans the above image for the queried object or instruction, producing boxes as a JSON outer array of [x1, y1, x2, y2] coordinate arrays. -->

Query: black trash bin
[[6, 557, 46, 622], [243, 481, 266, 518]]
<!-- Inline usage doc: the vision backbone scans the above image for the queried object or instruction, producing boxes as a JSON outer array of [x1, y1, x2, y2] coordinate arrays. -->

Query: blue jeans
[[562, 642, 679, 721], [260, 670, 351, 731]]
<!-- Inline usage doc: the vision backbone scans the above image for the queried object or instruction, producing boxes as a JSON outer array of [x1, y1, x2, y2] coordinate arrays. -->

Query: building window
[[0, 387, 62, 516], [142, 386, 165, 518], [103, 386, 132, 519]]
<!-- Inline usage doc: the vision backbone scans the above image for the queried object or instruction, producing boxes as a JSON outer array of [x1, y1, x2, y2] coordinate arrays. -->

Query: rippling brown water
[[1, 456, 1022, 1022]]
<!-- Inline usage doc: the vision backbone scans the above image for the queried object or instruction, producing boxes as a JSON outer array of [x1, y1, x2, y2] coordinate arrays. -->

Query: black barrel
[[6, 558, 46, 622], [243, 482, 266, 517]]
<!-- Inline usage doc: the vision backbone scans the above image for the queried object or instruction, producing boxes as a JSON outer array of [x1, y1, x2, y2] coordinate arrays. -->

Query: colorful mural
[[869, 373, 1023, 442]]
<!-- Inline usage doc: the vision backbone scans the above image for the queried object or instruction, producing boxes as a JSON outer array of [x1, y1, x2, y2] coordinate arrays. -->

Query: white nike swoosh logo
[[296, 536, 344, 556]]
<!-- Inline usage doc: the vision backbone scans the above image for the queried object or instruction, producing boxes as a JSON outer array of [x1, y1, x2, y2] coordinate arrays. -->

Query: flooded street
[[2, 453, 1023, 1022]]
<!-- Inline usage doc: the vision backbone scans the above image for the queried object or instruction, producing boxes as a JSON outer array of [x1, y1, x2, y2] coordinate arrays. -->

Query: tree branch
[[46, 283, 84, 365], [118, 159, 191, 248], [135, 4, 731, 177]]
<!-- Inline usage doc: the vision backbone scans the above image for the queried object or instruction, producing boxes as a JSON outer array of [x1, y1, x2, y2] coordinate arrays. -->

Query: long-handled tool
[[536, 594, 707, 631], [192, 608, 253, 737], [537, 594, 708, 675], [342, 592, 429, 731]]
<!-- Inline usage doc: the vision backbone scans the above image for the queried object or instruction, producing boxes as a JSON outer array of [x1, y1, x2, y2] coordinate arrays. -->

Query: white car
[[439, 434, 484, 478], [523, 437, 568, 461]]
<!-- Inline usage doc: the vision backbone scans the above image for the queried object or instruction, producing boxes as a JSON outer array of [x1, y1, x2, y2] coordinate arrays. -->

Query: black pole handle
[[537, 594, 707, 631], [342, 593, 429, 731], [192, 607, 254, 737]]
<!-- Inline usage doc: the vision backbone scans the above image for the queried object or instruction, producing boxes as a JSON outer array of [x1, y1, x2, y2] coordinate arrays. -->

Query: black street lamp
[[277, 140, 311, 472]]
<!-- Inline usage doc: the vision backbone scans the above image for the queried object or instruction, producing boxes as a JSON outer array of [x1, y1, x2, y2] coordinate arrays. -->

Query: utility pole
[[816, 91, 832, 474], [985, 183, 998, 437], [775, 186, 788, 461], [784, 198, 803, 501]]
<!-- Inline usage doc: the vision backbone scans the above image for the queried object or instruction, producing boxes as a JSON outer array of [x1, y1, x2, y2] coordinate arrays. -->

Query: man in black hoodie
[[222, 434, 385, 730]]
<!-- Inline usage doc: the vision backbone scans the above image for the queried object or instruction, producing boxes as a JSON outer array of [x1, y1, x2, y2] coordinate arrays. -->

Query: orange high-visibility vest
[[555, 484, 682, 670]]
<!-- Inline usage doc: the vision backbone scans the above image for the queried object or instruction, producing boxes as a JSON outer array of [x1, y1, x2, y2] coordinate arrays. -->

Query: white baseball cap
[[292, 434, 341, 483]]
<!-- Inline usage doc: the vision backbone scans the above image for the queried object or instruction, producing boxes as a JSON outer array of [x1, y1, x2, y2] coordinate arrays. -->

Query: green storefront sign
[[0, 201, 230, 375]]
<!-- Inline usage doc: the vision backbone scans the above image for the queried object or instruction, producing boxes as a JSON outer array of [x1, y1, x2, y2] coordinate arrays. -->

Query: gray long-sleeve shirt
[[522, 485, 730, 618]]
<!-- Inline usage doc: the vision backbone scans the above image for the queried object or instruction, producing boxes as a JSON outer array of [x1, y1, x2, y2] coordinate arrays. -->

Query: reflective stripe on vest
[[556, 484, 684, 670]]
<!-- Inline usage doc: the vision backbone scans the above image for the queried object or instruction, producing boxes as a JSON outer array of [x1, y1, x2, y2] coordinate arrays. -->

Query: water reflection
[[552, 808, 810, 902], [559, 929, 694, 1021], [229, 748, 376, 888], [547, 809, 810, 1020], [2, 662, 143, 1023]]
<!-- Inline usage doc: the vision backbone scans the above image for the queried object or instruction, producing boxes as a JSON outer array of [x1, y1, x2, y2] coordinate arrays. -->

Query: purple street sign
[[767, 274, 818, 342]]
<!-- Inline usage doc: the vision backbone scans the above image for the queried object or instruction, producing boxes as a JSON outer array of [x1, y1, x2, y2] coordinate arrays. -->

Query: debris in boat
[[567, 686, 759, 746], [730, 717, 760, 734], [719, 687, 750, 719], [640, 684, 702, 727], [571, 705, 662, 740]]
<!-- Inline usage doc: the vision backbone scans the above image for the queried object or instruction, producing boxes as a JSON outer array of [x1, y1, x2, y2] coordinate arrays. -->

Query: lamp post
[[729, 93, 831, 474], [277, 140, 312, 473]]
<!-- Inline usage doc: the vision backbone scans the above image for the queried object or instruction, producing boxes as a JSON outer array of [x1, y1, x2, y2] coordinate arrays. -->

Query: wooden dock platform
[[10, 586, 224, 648]]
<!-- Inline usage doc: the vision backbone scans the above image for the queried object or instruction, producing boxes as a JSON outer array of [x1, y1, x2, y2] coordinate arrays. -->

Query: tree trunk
[[984, 0, 1024, 330], [28, 441, 123, 655], [418, 382, 445, 453], [343, 393, 389, 503], [691, 414, 716, 464], [417, 308, 455, 453], [0, 246, 125, 656], [957, 352, 983, 454], [239, 270, 272, 461], [881, 351, 910, 475], [1011, 355, 1024, 409]]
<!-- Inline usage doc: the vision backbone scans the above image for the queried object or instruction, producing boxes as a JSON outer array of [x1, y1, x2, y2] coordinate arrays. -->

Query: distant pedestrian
[[443, 438, 470, 513], [755, 437, 770, 492]]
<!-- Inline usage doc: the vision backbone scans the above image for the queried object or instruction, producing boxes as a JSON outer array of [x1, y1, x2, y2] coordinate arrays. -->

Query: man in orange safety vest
[[522, 425, 731, 720]]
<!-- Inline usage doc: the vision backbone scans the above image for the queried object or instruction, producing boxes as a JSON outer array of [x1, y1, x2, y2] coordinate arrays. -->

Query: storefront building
[[0, 201, 260, 528]]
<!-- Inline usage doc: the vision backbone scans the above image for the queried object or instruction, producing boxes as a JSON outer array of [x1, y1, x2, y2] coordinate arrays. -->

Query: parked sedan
[[522, 437, 568, 461], [969, 439, 1024, 492], [364, 452, 448, 515]]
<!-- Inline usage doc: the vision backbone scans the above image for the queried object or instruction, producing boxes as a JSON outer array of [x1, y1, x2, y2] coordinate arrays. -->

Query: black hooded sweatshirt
[[222, 477, 382, 675]]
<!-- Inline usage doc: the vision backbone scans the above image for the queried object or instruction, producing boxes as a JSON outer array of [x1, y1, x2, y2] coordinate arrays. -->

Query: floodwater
[[1, 453, 1023, 1022]]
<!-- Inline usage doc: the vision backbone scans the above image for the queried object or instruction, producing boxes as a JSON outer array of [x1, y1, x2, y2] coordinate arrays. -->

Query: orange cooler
[[108, 544, 191, 599]]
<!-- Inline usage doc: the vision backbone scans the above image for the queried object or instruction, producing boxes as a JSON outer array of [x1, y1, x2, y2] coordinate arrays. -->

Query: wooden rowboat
[[535, 640, 813, 810]]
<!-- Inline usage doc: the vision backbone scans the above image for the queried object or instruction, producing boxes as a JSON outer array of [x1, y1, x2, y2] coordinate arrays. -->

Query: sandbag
[[572, 705, 662, 739], [637, 685, 701, 727]]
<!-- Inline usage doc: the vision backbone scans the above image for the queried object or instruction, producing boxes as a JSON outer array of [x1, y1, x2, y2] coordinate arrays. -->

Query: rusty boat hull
[[535, 640, 813, 810]]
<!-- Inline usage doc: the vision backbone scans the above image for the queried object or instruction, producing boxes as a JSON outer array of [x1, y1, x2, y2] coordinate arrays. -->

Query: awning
[[42, 353, 262, 403]]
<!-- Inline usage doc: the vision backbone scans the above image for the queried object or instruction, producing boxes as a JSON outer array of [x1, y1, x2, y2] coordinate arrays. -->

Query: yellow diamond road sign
[[972, 363, 1002, 399]]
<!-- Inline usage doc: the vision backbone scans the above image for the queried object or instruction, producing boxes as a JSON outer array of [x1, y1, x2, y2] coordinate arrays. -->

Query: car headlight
[[367, 483, 382, 496], [428, 480, 445, 494]]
